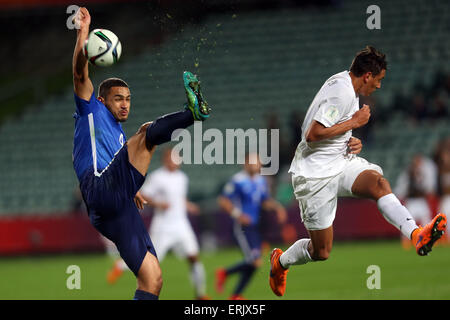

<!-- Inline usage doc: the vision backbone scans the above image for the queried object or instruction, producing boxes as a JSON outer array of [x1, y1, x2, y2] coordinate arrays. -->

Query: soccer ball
[[83, 29, 122, 67]]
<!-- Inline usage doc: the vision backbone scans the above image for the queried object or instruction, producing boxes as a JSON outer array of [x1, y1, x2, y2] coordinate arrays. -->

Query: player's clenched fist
[[74, 7, 91, 30], [351, 104, 371, 128]]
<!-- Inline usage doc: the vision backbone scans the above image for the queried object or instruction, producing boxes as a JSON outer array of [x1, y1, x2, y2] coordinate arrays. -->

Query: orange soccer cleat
[[269, 248, 289, 297], [411, 213, 447, 256], [229, 294, 246, 300], [107, 260, 124, 284]]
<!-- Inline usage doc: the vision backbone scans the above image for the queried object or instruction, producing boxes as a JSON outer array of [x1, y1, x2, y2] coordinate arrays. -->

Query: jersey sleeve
[[74, 91, 99, 116], [222, 180, 239, 200], [313, 82, 351, 128], [313, 95, 349, 128]]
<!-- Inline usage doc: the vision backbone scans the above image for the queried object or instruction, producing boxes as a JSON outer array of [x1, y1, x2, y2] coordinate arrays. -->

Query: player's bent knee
[[136, 122, 152, 135], [138, 270, 163, 293], [374, 175, 392, 199]]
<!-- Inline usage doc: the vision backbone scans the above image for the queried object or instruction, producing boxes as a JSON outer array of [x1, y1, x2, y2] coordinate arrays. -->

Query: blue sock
[[145, 110, 194, 149], [233, 264, 256, 295], [133, 289, 158, 300]]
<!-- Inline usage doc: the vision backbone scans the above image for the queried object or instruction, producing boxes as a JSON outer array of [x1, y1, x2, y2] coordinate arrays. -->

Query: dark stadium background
[[0, 0, 449, 300]]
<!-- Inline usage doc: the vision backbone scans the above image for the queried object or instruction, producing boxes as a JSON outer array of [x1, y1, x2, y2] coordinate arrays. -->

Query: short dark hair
[[98, 77, 129, 98], [350, 46, 387, 77]]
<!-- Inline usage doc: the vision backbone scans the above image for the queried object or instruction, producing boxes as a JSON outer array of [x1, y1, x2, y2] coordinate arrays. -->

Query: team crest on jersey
[[119, 133, 124, 146]]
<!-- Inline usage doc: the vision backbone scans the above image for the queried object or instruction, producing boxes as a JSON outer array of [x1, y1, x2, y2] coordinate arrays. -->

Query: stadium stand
[[0, 0, 449, 214]]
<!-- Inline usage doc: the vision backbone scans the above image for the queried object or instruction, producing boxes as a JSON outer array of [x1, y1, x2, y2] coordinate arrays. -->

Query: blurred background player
[[394, 153, 438, 248], [107, 148, 209, 300], [269, 46, 447, 297], [216, 153, 287, 300], [71, 7, 210, 300]]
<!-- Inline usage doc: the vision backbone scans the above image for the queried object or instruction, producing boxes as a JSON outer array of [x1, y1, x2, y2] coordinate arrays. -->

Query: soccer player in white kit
[[140, 148, 208, 299], [269, 46, 447, 297]]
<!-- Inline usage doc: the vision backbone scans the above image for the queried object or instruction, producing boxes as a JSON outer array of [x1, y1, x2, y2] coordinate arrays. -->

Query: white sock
[[117, 259, 129, 271], [377, 193, 419, 239], [190, 261, 206, 297], [279, 238, 312, 269]]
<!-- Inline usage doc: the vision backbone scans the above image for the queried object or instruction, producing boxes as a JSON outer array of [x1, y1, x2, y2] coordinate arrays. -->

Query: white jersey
[[289, 70, 360, 178], [140, 167, 189, 232]]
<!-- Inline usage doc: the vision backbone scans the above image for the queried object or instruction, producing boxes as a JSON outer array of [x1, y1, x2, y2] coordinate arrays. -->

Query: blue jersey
[[72, 91, 126, 181], [222, 171, 270, 225]]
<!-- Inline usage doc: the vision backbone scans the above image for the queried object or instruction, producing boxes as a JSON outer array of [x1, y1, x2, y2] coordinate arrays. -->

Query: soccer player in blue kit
[[216, 153, 287, 299], [71, 7, 210, 300]]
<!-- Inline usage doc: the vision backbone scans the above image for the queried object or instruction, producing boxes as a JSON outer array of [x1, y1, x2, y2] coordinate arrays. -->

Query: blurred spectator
[[429, 94, 448, 120], [435, 138, 450, 239], [410, 92, 429, 123], [394, 153, 438, 247]]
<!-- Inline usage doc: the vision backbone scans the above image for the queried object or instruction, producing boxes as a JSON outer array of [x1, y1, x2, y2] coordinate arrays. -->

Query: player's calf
[[310, 247, 331, 261]]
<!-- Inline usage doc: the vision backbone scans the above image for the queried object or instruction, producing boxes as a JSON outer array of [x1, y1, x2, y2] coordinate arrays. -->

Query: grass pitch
[[0, 240, 449, 300]]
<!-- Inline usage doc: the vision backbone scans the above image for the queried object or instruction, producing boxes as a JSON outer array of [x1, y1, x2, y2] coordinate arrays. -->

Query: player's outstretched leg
[[127, 71, 211, 176], [412, 213, 447, 256], [143, 71, 211, 151], [352, 170, 447, 256]]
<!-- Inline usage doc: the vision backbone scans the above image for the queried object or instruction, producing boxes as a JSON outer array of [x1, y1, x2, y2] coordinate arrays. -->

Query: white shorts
[[150, 223, 199, 261], [292, 156, 383, 230]]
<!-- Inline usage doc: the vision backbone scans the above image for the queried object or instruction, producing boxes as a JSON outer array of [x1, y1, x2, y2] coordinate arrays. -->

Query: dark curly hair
[[350, 46, 387, 77]]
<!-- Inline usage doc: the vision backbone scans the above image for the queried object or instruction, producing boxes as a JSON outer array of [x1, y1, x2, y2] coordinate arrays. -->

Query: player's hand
[[347, 136, 363, 154], [74, 7, 91, 30], [157, 202, 170, 210], [187, 201, 201, 215], [351, 104, 371, 128], [134, 192, 147, 210], [238, 213, 252, 226]]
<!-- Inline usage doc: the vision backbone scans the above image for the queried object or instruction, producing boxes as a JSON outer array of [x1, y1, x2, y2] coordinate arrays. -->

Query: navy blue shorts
[[80, 144, 157, 276], [233, 223, 262, 262]]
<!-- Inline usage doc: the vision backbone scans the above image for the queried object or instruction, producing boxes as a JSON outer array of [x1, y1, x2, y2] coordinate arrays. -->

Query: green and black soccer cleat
[[183, 71, 211, 121]]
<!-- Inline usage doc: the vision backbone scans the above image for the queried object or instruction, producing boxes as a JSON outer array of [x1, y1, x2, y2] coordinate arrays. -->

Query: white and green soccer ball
[[83, 29, 122, 67]]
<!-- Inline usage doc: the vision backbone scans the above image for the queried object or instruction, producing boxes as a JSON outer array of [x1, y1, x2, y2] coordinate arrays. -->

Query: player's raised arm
[[72, 7, 93, 100]]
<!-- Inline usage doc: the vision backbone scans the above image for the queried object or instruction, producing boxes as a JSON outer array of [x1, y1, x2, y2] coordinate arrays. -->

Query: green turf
[[0, 240, 449, 300]]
